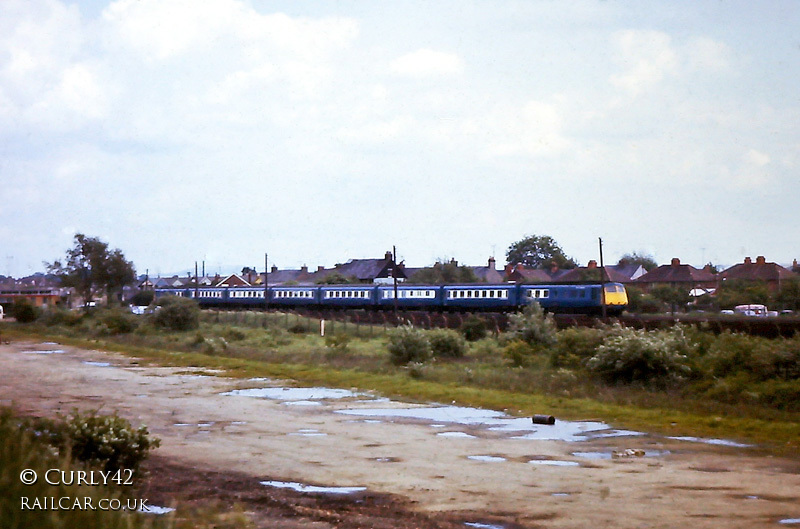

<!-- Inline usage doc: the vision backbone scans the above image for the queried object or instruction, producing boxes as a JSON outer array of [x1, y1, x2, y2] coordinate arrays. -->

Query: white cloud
[[685, 36, 732, 73], [390, 49, 464, 77], [610, 30, 678, 95]]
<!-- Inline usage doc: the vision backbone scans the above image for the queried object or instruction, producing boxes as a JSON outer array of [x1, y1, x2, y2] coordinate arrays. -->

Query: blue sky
[[1, 0, 798, 278]]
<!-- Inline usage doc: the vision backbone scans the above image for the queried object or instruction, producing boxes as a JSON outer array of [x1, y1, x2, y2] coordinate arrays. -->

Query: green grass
[[3, 318, 800, 455]]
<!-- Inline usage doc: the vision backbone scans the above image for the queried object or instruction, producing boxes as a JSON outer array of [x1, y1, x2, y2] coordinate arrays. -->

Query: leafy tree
[[773, 277, 800, 311], [506, 235, 577, 270], [46, 234, 136, 305], [315, 272, 359, 284], [649, 285, 692, 313], [618, 252, 658, 271], [716, 279, 770, 309], [408, 259, 479, 284]]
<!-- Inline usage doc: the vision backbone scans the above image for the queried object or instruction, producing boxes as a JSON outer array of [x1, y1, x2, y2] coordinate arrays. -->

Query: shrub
[[506, 303, 557, 347], [586, 325, 693, 386], [705, 333, 800, 381], [41, 308, 84, 327], [550, 327, 605, 369], [152, 295, 199, 331], [98, 308, 138, 335], [9, 299, 41, 323], [325, 332, 351, 352], [428, 328, 467, 358], [387, 324, 431, 365], [503, 339, 541, 367], [460, 315, 488, 342], [28, 410, 160, 473]]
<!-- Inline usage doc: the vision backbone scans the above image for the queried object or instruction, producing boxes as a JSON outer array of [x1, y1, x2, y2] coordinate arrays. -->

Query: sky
[[1, 0, 799, 278]]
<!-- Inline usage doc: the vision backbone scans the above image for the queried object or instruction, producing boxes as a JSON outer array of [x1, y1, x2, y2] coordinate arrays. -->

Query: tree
[[650, 285, 692, 314], [408, 259, 479, 284], [46, 234, 136, 305], [505, 235, 577, 270], [618, 252, 658, 271]]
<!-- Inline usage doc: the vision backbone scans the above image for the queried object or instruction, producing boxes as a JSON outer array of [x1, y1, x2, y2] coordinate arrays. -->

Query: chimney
[[271, 265, 278, 273], [385, 251, 393, 261], [504, 263, 515, 275], [744, 257, 752, 265], [756, 256, 766, 265], [301, 265, 308, 273], [550, 262, 559, 274], [317, 266, 325, 272], [450, 258, 458, 266], [488, 257, 496, 270], [587, 260, 597, 269], [671, 258, 681, 267]]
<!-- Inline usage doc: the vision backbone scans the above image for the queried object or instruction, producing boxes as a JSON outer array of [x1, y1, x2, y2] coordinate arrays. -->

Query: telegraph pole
[[392, 245, 399, 315], [264, 252, 269, 310], [194, 261, 199, 299], [599, 238, 607, 319]]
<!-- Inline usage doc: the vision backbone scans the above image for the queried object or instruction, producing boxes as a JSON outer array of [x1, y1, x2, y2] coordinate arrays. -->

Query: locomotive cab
[[602, 283, 628, 314]]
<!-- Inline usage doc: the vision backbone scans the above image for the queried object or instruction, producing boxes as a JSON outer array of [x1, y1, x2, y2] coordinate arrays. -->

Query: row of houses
[[141, 252, 800, 296]]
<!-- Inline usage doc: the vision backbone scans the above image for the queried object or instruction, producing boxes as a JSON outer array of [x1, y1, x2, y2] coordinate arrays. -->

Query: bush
[[550, 327, 605, 369], [506, 303, 557, 347], [586, 325, 693, 386], [41, 308, 84, 327], [9, 299, 41, 323], [705, 333, 800, 381], [152, 295, 199, 331], [460, 315, 488, 342], [428, 328, 467, 358], [387, 324, 431, 365], [503, 339, 542, 367], [98, 308, 138, 335], [325, 332, 351, 352], [27, 410, 160, 473]]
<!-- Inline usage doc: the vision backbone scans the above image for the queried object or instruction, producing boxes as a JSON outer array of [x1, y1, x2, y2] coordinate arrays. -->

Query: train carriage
[[441, 284, 518, 311], [226, 287, 266, 307], [376, 285, 443, 309], [318, 285, 376, 309], [270, 286, 319, 307]]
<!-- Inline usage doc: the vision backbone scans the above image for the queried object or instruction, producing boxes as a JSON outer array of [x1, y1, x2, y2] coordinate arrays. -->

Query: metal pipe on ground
[[532, 414, 556, 425]]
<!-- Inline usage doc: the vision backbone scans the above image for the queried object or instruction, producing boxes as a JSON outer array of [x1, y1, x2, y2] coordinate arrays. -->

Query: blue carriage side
[[318, 285, 377, 308], [441, 284, 518, 311], [376, 285, 443, 309], [270, 286, 320, 307]]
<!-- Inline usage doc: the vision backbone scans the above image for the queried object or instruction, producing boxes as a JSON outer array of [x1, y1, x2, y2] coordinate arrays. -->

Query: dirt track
[[2, 339, 800, 529]]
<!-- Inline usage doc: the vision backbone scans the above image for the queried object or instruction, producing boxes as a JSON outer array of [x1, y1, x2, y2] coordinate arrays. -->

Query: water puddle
[[465, 522, 505, 529], [572, 449, 670, 460], [467, 455, 506, 463], [437, 431, 476, 439], [82, 361, 112, 367], [289, 428, 327, 437], [779, 519, 800, 525], [139, 504, 175, 515], [21, 349, 65, 354], [668, 436, 752, 448], [551, 492, 571, 497], [528, 459, 580, 467], [283, 400, 322, 406], [223, 387, 364, 402], [260, 480, 366, 494]]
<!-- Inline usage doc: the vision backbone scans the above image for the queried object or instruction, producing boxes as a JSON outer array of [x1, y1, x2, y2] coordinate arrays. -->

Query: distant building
[[719, 256, 796, 293], [470, 257, 504, 283], [634, 258, 717, 292], [311, 251, 406, 284]]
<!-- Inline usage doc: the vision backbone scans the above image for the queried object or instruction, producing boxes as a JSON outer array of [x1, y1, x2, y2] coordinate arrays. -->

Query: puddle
[[21, 350, 65, 354], [467, 455, 506, 462], [223, 387, 363, 400], [528, 459, 580, 467], [465, 522, 505, 529], [139, 504, 174, 514], [231, 421, 247, 425], [551, 492, 571, 497], [260, 480, 366, 494], [289, 429, 327, 437], [82, 361, 112, 367], [139, 504, 175, 515], [283, 400, 322, 406], [779, 520, 800, 525], [572, 449, 670, 460], [437, 431, 476, 439], [668, 436, 752, 448]]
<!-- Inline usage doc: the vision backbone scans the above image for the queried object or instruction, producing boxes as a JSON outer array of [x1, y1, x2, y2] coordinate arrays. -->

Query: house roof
[[505, 265, 553, 283], [720, 256, 796, 282], [635, 258, 716, 284], [314, 252, 406, 283]]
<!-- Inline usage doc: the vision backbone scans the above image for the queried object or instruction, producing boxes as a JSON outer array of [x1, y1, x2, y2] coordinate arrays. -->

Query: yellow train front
[[602, 282, 629, 315]]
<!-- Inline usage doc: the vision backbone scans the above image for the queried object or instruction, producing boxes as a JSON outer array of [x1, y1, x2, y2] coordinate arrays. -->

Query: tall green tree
[[618, 252, 658, 271], [408, 260, 479, 284], [505, 235, 577, 270], [46, 234, 136, 305]]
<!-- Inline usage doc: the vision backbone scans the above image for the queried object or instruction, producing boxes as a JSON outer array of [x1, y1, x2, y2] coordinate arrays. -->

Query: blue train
[[154, 282, 628, 315]]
